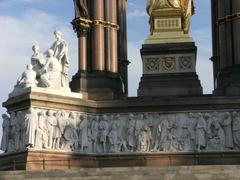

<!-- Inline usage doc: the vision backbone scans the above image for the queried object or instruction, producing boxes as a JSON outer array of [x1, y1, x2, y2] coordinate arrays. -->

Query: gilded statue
[[146, 0, 195, 34], [73, 0, 89, 19]]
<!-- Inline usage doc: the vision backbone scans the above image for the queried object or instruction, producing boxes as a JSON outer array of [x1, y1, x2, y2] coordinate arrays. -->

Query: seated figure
[[39, 49, 62, 89], [17, 64, 37, 88], [31, 45, 45, 74]]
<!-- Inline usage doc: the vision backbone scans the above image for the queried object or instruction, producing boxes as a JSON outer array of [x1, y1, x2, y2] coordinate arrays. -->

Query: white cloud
[[128, 9, 147, 20]]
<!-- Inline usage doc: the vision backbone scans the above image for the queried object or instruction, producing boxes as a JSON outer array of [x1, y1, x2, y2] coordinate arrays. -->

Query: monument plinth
[[144, 8, 192, 44], [138, 3, 202, 97]]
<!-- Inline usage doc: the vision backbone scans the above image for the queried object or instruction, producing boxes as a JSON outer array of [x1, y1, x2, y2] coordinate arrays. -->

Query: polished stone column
[[92, 0, 105, 71], [105, 0, 111, 72], [79, 37, 87, 71], [109, 0, 118, 73]]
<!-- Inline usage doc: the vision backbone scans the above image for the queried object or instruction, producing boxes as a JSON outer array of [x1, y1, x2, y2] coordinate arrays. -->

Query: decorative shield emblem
[[162, 57, 176, 71]]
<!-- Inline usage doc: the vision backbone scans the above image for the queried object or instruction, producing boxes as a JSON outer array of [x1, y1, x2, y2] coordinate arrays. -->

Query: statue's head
[[54, 30, 63, 40], [2, 114, 9, 120], [32, 45, 40, 53], [27, 64, 33, 70], [46, 49, 54, 58]]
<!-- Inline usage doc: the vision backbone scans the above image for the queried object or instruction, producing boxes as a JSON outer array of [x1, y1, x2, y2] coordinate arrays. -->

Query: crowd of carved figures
[[1, 109, 240, 153], [10, 31, 70, 97]]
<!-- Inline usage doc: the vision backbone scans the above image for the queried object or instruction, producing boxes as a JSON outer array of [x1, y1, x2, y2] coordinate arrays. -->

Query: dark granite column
[[211, 0, 219, 88], [232, 0, 240, 65], [213, 0, 240, 95]]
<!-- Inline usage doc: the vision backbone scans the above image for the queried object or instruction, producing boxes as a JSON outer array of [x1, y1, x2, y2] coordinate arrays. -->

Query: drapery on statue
[[146, 0, 195, 34], [73, 0, 89, 19]]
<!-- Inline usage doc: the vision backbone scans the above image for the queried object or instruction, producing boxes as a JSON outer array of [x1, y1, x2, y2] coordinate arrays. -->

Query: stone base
[[138, 42, 202, 97], [138, 73, 202, 97], [70, 71, 125, 100], [1, 150, 240, 170]]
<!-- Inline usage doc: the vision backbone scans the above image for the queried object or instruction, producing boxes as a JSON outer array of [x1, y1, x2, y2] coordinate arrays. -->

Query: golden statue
[[146, 0, 195, 34]]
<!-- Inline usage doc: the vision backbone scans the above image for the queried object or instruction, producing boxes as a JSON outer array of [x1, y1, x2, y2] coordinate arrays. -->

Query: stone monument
[[138, 0, 202, 96], [0, 0, 240, 171]]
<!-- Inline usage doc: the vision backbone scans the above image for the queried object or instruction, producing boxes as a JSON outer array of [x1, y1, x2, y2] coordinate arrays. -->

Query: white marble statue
[[50, 30, 70, 88], [1, 114, 10, 152], [25, 108, 38, 148], [17, 64, 37, 89], [39, 49, 62, 89], [31, 45, 45, 73]]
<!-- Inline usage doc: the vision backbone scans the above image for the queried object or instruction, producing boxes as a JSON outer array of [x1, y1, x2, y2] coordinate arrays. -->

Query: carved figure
[[17, 111, 26, 151], [137, 124, 152, 152], [126, 113, 136, 152], [108, 122, 121, 153], [154, 119, 170, 151], [79, 114, 88, 152], [17, 64, 37, 88], [207, 118, 225, 151], [73, 0, 89, 19], [31, 45, 45, 73], [195, 113, 207, 151], [1, 114, 10, 152], [50, 31, 70, 88], [220, 112, 233, 149], [39, 49, 62, 88], [61, 112, 78, 151], [46, 110, 57, 149], [91, 115, 99, 152], [35, 111, 48, 149], [181, 124, 192, 151], [53, 111, 62, 150], [232, 112, 240, 148], [25, 108, 38, 148], [146, 0, 195, 34], [98, 115, 109, 152]]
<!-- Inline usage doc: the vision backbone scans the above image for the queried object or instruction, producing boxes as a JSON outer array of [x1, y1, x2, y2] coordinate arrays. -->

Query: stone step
[[1, 166, 240, 180]]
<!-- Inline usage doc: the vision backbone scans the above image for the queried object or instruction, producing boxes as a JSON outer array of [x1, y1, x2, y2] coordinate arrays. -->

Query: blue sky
[[0, 0, 213, 143]]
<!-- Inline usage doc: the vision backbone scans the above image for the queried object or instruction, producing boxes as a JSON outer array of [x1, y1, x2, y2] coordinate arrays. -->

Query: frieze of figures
[[1, 108, 240, 154]]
